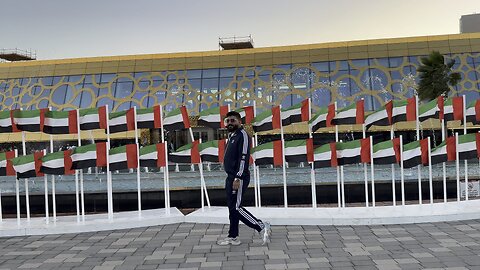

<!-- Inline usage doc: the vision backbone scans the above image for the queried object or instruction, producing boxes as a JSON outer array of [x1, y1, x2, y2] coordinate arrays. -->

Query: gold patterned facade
[[0, 33, 479, 140]]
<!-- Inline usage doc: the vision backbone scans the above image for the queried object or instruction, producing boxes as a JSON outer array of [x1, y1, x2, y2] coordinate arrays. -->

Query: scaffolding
[[0, 48, 36, 62], [219, 35, 254, 50]]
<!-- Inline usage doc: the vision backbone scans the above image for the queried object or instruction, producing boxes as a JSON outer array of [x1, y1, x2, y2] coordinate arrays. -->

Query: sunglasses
[[225, 118, 238, 123]]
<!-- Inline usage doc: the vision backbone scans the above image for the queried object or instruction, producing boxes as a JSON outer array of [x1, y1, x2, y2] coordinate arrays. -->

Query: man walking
[[217, 111, 271, 246]]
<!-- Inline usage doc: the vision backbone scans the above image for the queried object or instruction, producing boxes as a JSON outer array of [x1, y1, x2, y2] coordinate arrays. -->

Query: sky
[[1, 0, 479, 60]]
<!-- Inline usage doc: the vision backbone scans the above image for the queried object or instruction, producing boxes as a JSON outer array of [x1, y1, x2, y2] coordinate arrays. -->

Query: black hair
[[225, 111, 241, 120]]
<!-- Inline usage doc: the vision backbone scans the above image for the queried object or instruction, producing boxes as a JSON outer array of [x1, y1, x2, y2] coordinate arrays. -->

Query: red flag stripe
[[301, 99, 310, 122], [306, 138, 314, 163], [407, 97, 416, 121], [330, 143, 338, 167], [156, 143, 166, 167], [475, 100, 480, 122], [126, 108, 136, 131], [34, 151, 44, 177], [153, 105, 162, 129], [452, 97, 464, 121], [326, 104, 335, 127], [392, 137, 401, 163], [360, 137, 371, 163], [272, 106, 281, 130], [96, 142, 107, 167], [6, 150, 16, 176], [68, 110, 78, 134], [218, 139, 226, 164], [438, 96, 444, 120], [180, 106, 191, 129], [385, 100, 393, 125], [40, 108, 48, 132], [64, 150, 74, 175], [220, 105, 229, 128], [356, 100, 365, 124], [191, 140, 200, 164], [126, 144, 138, 169], [244, 106, 254, 125], [10, 109, 20, 132], [273, 140, 283, 166], [99, 106, 107, 129], [447, 137, 457, 161], [420, 138, 429, 165]]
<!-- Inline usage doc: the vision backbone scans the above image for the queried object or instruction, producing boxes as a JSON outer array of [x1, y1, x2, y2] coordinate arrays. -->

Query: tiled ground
[[1, 220, 480, 270]]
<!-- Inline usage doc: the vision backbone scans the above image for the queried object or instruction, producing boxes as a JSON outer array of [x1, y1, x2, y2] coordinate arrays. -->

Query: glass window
[[38, 99, 49, 109], [116, 101, 132, 111], [97, 98, 114, 111], [330, 60, 348, 71], [351, 59, 369, 68], [312, 87, 331, 108], [68, 75, 84, 84], [21, 92, 32, 104], [12, 86, 21, 96], [134, 72, 148, 78], [220, 68, 235, 77], [133, 91, 147, 105], [80, 91, 93, 108], [167, 73, 176, 81], [114, 81, 133, 99], [389, 57, 404, 68], [52, 76, 64, 85], [186, 69, 202, 79], [85, 74, 95, 84], [52, 85, 68, 105], [100, 73, 115, 83], [312, 62, 329, 72], [41, 77, 54, 86], [138, 78, 151, 90], [202, 68, 219, 78], [376, 58, 389, 67]]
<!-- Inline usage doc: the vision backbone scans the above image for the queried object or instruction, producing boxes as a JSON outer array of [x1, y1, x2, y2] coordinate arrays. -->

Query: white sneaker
[[260, 222, 271, 245], [217, 237, 241, 246]]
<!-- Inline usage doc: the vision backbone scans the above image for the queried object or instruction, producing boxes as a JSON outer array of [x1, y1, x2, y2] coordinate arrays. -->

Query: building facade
[[0, 33, 479, 144]]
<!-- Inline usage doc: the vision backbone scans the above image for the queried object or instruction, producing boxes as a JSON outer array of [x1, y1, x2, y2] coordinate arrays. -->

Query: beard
[[227, 124, 238, 132]]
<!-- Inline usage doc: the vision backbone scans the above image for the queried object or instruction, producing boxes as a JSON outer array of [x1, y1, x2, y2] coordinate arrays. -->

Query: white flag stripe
[[314, 151, 331, 161], [172, 149, 191, 156], [335, 108, 356, 119], [465, 106, 475, 117], [311, 113, 327, 126], [281, 107, 301, 120], [137, 112, 154, 122], [254, 115, 273, 126], [79, 114, 99, 124], [365, 110, 388, 126], [198, 114, 219, 123], [253, 148, 274, 159], [14, 162, 35, 173], [164, 113, 184, 126], [43, 158, 64, 169], [71, 150, 96, 162], [0, 160, 7, 167], [15, 117, 40, 125], [199, 147, 218, 156], [419, 106, 438, 118], [337, 148, 361, 158], [45, 117, 69, 126], [458, 141, 476, 153], [373, 148, 395, 159], [139, 151, 157, 160], [393, 106, 406, 116], [403, 147, 421, 160], [444, 105, 453, 115], [110, 115, 127, 126], [284, 146, 306, 156], [0, 117, 11, 127], [431, 145, 447, 157], [110, 152, 127, 163]]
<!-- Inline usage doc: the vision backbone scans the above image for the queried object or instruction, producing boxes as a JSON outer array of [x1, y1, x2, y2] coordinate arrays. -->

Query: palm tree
[[417, 51, 461, 101]]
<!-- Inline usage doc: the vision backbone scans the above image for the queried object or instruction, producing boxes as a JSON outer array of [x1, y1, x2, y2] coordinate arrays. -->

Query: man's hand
[[233, 178, 241, 190]]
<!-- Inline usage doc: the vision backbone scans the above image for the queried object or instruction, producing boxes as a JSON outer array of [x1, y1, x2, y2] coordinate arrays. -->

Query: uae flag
[[163, 106, 191, 131], [252, 106, 281, 132], [430, 137, 456, 165], [109, 144, 138, 171], [392, 97, 416, 124], [402, 139, 429, 168], [198, 139, 226, 163], [234, 106, 254, 125], [11, 152, 44, 179], [372, 138, 401, 165], [169, 141, 200, 164], [71, 142, 107, 169], [465, 100, 480, 125], [0, 151, 16, 176], [40, 150, 75, 175], [444, 97, 463, 122], [281, 99, 310, 127], [109, 108, 135, 133], [314, 143, 338, 168], [251, 140, 283, 166], [79, 106, 107, 130], [365, 100, 393, 129], [0, 110, 19, 133], [198, 105, 229, 129], [284, 139, 314, 163], [139, 143, 167, 168], [335, 138, 370, 166], [43, 110, 78, 134], [309, 104, 335, 132], [457, 133, 479, 161], [419, 98, 441, 122], [12, 109, 47, 132], [136, 105, 162, 129], [331, 100, 364, 125]]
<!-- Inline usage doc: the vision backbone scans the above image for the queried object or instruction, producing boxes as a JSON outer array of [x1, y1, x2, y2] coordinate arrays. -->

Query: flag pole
[[188, 127, 210, 209], [279, 105, 288, 208], [455, 132, 460, 201], [159, 105, 170, 214], [48, 129, 57, 223], [334, 102, 341, 208], [442, 118, 447, 203], [74, 159, 80, 221], [427, 136, 433, 204], [255, 133, 261, 207], [415, 95, 422, 205], [133, 107, 142, 216], [21, 129, 31, 222], [362, 123, 369, 207], [251, 102, 258, 207], [391, 126, 396, 206], [105, 105, 113, 220], [370, 136, 375, 207], [75, 109, 85, 220], [462, 95, 468, 201], [400, 135, 405, 206], [14, 147, 20, 225], [253, 102, 262, 208], [339, 139, 345, 208], [308, 98, 317, 209], [43, 150, 49, 225]]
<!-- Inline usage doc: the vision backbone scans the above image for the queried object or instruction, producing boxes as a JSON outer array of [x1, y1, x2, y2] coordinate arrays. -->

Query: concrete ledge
[[185, 200, 480, 226], [0, 208, 184, 237]]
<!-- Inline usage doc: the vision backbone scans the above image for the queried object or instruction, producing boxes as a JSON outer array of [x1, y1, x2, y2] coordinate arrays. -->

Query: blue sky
[[1, 0, 479, 60]]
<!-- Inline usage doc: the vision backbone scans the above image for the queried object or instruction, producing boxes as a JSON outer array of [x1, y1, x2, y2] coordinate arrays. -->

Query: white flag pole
[[400, 135, 405, 206], [105, 105, 113, 220], [253, 102, 262, 208], [188, 127, 211, 208], [14, 148, 20, 225], [133, 107, 142, 216], [334, 102, 341, 208], [391, 126, 396, 206], [370, 136, 375, 207], [462, 95, 468, 201], [362, 123, 369, 207], [159, 105, 170, 214], [455, 132, 460, 201], [48, 130, 57, 223], [74, 163, 80, 221], [251, 102, 258, 207], [339, 139, 345, 208], [427, 136, 433, 204], [255, 133, 261, 207], [308, 98, 317, 209], [75, 109, 85, 220], [279, 105, 288, 208], [442, 118, 447, 203], [415, 95, 422, 205], [43, 149, 48, 224], [21, 129, 31, 222]]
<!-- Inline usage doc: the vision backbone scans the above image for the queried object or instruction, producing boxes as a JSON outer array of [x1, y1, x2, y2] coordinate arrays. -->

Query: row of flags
[[2, 132, 479, 179]]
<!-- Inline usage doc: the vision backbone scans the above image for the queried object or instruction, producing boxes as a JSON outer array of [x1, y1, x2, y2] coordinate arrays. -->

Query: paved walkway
[[1, 220, 480, 270]]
